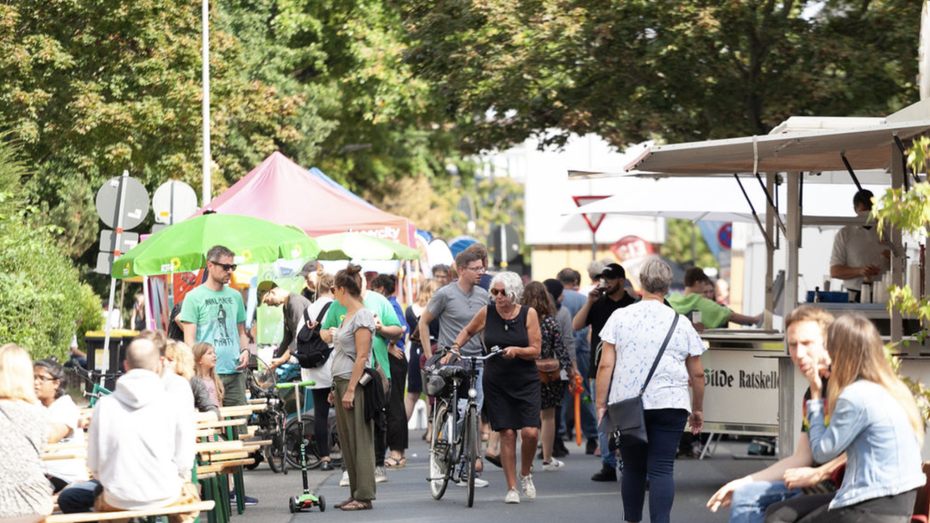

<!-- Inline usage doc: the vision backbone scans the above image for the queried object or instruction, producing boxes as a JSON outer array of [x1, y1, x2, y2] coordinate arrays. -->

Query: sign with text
[[700, 349, 780, 429]]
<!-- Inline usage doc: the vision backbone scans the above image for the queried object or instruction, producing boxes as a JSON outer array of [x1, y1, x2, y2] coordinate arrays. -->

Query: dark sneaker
[[591, 465, 617, 482], [553, 439, 569, 458], [229, 491, 258, 506], [586, 438, 598, 455], [321, 460, 335, 471]]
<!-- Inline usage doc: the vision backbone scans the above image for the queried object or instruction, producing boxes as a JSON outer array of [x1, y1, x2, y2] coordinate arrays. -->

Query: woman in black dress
[[453, 271, 541, 504]]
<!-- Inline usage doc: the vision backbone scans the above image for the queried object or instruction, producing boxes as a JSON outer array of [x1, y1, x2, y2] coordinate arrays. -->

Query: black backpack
[[294, 302, 332, 369]]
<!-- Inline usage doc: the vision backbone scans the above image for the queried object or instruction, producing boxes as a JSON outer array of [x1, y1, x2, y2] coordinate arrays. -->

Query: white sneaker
[[519, 473, 536, 500], [375, 466, 388, 483], [456, 474, 489, 488], [339, 470, 350, 487], [504, 488, 520, 504], [542, 459, 564, 471]]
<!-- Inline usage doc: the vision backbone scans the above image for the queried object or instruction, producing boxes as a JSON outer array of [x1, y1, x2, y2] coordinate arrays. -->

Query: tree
[[0, 0, 313, 259], [399, 0, 919, 154]]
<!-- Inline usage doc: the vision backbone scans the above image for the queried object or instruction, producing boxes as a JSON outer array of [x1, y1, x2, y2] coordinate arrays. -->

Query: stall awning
[[622, 120, 930, 176]]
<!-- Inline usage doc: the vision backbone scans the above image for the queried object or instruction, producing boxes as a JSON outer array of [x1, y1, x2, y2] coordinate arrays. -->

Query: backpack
[[294, 302, 332, 369]]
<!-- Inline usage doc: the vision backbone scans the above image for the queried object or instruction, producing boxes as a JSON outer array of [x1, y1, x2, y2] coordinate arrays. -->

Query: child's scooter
[[276, 380, 326, 513]]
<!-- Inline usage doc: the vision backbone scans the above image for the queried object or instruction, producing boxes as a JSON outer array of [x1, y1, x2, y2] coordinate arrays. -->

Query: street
[[271, 430, 772, 523]]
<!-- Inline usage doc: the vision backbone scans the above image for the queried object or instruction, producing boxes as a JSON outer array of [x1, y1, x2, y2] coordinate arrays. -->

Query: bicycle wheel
[[465, 405, 479, 507], [428, 403, 451, 500], [265, 411, 287, 474], [284, 416, 323, 470]]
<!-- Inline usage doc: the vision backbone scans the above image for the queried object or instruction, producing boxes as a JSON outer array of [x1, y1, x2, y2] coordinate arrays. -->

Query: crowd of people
[[0, 239, 926, 522]]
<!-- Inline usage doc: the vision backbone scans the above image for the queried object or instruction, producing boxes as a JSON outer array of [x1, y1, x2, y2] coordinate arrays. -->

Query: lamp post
[[201, 0, 212, 205]]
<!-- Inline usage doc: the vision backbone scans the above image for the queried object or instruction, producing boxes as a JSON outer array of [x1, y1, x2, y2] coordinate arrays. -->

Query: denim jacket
[[807, 380, 924, 509]]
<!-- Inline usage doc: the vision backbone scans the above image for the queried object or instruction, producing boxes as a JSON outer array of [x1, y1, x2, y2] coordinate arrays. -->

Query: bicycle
[[426, 346, 500, 507], [246, 358, 295, 474], [71, 365, 120, 407]]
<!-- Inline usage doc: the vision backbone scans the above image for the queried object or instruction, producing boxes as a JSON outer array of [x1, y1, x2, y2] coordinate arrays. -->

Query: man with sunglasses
[[418, 249, 491, 487], [179, 245, 256, 505]]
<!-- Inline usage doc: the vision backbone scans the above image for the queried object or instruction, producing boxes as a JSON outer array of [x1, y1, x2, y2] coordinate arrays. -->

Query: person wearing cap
[[667, 267, 761, 331], [829, 189, 889, 303], [571, 262, 637, 482], [257, 281, 312, 370]]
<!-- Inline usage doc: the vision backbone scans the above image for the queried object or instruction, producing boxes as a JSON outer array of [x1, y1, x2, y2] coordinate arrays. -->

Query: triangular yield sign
[[573, 195, 610, 234]]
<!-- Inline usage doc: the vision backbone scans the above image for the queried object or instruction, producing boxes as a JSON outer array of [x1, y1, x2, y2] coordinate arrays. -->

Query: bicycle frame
[[71, 365, 116, 407]]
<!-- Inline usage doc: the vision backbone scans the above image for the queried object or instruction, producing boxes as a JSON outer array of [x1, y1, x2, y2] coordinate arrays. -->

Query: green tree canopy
[[399, 0, 919, 153]]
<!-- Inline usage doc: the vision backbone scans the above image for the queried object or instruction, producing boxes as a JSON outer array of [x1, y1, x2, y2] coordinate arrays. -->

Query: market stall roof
[[621, 119, 930, 176], [191, 152, 415, 246]]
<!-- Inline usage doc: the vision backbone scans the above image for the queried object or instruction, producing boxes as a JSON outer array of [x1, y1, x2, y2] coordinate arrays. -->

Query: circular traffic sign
[[718, 223, 732, 250], [95, 176, 150, 230], [153, 180, 198, 225]]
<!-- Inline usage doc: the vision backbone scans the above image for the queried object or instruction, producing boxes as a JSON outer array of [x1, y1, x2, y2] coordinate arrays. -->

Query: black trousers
[[311, 388, 331, 458], [386, 352, 409, 452]]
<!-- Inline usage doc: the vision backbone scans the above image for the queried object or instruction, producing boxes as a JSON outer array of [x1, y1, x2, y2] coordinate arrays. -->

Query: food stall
[[574, 108, 930, 459]]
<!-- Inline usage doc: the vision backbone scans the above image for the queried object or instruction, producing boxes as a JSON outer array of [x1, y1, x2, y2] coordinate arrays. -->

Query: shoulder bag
[[607, 314, 679, 447]]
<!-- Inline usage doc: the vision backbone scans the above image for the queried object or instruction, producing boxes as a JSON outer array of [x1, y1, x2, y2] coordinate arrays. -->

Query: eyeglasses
[[465, 265, 486, 273], [35, 375, 58, 383], [490, 289, 505, 297], [211, 262, 237, 272]]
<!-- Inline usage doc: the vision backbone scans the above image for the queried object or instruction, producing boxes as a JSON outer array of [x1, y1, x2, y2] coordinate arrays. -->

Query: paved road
[[263, 430, 775, 523]]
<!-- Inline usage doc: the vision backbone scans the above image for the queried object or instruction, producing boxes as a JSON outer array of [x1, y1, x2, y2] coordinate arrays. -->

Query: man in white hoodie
[[57, 338, 199, 522]]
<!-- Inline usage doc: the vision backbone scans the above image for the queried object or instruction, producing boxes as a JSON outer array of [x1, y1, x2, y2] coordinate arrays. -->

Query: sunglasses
[[490, 289, 506, 297], [211, 262, 237, 272]]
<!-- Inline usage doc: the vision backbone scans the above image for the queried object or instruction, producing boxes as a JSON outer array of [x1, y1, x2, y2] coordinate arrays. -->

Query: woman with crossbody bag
[[594, 258, 706, 523]]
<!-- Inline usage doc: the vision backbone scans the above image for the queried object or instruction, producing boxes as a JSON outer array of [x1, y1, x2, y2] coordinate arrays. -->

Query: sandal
[[484, 453, 502, 468], [340, 500, 372, 511], [334, 497, 354, 509], [384, 456, 406, 468]]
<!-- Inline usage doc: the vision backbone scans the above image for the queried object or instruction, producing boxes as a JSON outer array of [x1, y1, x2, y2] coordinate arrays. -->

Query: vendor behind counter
[[829, 189, 889, 303]]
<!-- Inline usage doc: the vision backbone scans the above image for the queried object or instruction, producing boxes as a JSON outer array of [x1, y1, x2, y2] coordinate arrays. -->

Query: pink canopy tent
[[191, 151, 415, 246]]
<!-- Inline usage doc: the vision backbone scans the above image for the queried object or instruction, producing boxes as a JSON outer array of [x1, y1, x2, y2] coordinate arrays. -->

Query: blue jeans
[[591, 378, 616, 468], [58, 480, 101, 513], [730, 481, 802, 523], [619, 408, 688, 523]]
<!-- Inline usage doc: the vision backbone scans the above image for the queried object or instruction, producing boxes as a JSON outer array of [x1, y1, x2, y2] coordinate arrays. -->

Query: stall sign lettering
[[704, 368, 778, 390]]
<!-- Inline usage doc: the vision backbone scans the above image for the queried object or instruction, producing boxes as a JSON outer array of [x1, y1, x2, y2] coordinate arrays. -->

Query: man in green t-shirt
[[667, 267, 760, 330], [179, 244, 256, 504], [321, 273, 403, 484]]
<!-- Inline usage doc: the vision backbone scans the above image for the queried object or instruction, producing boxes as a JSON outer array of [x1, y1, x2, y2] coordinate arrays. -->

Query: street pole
[[201, 0, 212, 206], [102, 170, 130, 371], [591, 230, 597, 261]]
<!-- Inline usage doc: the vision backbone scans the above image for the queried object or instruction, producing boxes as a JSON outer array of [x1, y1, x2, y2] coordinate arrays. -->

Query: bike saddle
[[438, 365, 466, 380]]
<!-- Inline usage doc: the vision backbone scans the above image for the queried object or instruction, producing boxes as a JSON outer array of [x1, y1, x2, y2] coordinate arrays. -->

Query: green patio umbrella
[[112, 214, 320, 279], [315, 232, 420, 261]]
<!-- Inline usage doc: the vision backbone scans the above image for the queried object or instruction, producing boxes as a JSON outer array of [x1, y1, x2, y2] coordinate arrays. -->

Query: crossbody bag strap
[[638, 314, 679, 396]]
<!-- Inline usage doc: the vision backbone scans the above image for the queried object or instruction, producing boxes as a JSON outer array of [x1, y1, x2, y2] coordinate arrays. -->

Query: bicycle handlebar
[[440, 345, 502, 362], [275, 380, 316, 389]]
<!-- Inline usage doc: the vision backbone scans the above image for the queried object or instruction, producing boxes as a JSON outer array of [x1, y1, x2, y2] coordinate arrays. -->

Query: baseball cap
[[600, 263, 626, 280], [297, 260, 318, 278], [256, 280, 277, 303]]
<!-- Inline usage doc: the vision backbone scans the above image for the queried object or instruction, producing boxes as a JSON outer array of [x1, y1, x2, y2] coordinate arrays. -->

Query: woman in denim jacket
[[766, 314, 925, 522]]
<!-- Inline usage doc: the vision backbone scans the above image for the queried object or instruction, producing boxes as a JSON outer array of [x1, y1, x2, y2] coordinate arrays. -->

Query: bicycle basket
[[425, 374, 447, 397]]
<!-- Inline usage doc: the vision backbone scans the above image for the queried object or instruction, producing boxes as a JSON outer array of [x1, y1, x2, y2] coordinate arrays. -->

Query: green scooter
[[276, 380, 326, 513]]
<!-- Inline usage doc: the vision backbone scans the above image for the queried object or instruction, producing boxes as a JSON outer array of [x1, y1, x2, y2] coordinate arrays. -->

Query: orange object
[[570, 375, 583, 447]]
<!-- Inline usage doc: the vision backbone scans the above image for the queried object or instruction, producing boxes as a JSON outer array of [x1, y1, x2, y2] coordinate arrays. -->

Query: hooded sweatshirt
[[87, 369, 186, 510]]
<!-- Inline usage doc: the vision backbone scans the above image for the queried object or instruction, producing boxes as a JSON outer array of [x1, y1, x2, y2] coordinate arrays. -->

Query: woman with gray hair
[[595, 257, 706, 523], [453, 271, 542, 504]]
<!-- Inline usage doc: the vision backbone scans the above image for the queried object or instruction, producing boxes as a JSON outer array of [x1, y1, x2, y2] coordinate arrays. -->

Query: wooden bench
[[44, 500, 215, 523]]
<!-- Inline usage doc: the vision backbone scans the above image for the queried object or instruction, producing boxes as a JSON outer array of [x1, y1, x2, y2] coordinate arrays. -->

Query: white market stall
[[573, 108, 930, 458]]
